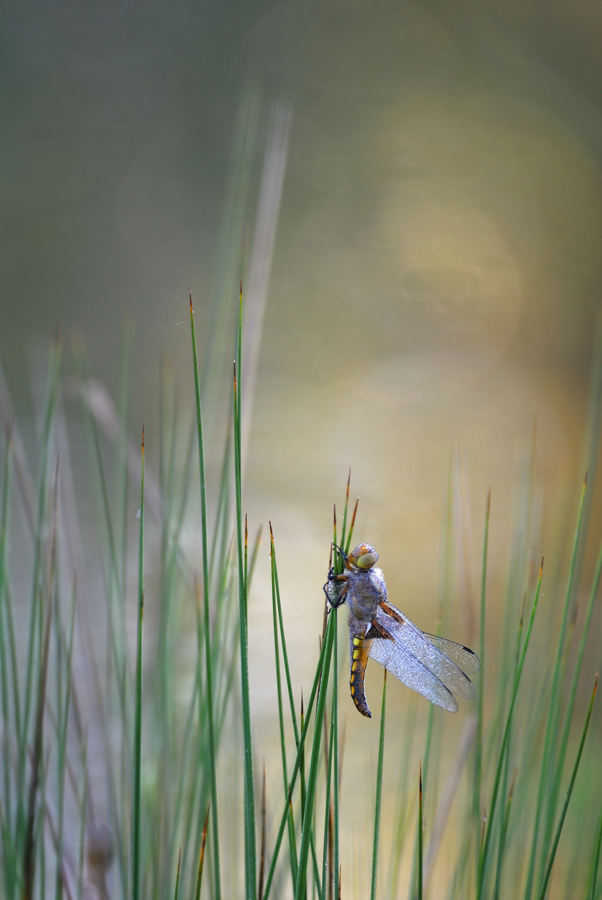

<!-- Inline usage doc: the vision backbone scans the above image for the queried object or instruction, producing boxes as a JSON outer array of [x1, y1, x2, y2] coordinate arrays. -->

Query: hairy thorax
[[346, 566, 388, 622]]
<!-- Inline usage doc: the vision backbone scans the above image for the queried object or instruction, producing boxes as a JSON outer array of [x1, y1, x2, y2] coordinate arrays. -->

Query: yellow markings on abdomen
[[350, 634, 372, 718]]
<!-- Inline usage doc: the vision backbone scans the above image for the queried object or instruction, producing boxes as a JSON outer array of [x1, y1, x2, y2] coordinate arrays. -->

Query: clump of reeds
[[0, 288, 600, 900]]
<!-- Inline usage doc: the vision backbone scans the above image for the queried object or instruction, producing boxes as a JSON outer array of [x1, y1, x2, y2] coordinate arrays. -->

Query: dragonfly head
[[347, 543, 379, 571]]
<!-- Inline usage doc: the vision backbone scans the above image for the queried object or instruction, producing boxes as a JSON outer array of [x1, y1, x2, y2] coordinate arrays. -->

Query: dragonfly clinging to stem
[[323, 543, 480, 718]]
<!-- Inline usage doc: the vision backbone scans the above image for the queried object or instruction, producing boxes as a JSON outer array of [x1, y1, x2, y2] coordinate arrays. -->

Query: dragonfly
[[323, 543, 480, 718]]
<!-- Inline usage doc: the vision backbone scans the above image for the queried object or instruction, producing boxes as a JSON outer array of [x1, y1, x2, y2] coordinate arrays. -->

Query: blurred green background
[[2, 1, 602, 892]]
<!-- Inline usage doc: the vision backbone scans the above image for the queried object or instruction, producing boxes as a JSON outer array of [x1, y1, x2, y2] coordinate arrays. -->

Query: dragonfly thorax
[[346, 565, 387, 622]]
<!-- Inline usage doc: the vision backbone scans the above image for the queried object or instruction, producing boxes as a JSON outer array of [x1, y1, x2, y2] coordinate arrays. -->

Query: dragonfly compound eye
[[348, 543, 379, 570]]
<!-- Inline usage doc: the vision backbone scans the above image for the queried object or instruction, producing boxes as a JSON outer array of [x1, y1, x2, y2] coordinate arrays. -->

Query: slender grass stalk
[[321, 688, 335, 900], [258, 764, 267, 900], [19, 337, 61, 872], [418, 765, 423, 900], [409, 687, 435, 899], [298, 692, 307, 900], [474, 489, 490, 877], [23, 454, 60, 900], [173, 849, 181, 900], [370, 671, 387, 900], [132, 428, 145, 900], [339, 472, 351, 555], [116, 316, 135, 613], [331, 483, 355, 900], [262, 618, 336, 900], [524, 477, 587, 900], [234, 282, 257, 900], [492, 769, 517, 900], [269, 524, 299, 888], [189, 288, 222, 900], [54, 578, 76, 900], [332, 602, 340, 900], [537, 674, 598, 899], [545, 530, 602, 848], [477, 559, 544, 898], [294, 613, 335, 900], [77, 734, 88, 900], [587, 807, 602, 900], [194, 806, 210, 900], [0, 427, 13, 856], [386, 695, 417, 900]]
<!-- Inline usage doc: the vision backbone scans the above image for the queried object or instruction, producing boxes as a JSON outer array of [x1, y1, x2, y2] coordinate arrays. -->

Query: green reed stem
[[370, 671, 387, 900], [234, 284, 257, 900], [333, 606, 340, 900], [262, 616, 335, 900], [132, 428, 145, 900], [269, 525, 298, 887], [587, 806, 602, 900], [525, 477, 587, 900], [189, 289, 222, 900], [418, 765, 424, 900], [475, 489, 490, 876], [538, 674, 598, 900], [294, 613, 335, 900], [21, 337, 61, 813], [477, 560, 543, 898]]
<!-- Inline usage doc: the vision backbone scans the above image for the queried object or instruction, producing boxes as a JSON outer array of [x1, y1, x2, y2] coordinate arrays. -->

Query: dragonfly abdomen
[[350, 632, 373, 718]]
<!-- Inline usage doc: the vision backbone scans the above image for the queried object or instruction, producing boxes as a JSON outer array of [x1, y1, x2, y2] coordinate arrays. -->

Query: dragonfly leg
[[323, 572, 349, 608]]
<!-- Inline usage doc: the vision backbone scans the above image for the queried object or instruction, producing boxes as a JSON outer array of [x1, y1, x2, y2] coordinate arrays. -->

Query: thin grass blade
[[370, 671, 387, 900], [189, 288, 222, 900], [477, 559, 544, 898], [538, 673, 598, 899], [131, 428, 145, 900], [234, 284, 257, 900]]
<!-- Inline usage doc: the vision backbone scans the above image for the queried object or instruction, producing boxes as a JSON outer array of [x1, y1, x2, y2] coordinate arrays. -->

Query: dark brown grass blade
[[194, 805, 210, 900]]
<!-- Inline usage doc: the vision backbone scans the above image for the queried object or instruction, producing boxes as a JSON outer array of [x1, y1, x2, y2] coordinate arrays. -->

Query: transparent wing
[[368, 602, 477, 711], [423, 633, 481, 674], [368, 624, 459, 712]]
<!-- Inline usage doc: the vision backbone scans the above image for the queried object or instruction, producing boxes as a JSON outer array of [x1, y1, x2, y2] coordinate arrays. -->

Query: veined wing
[[368, 602, 476, 711], [423, 634, 481, 674]]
